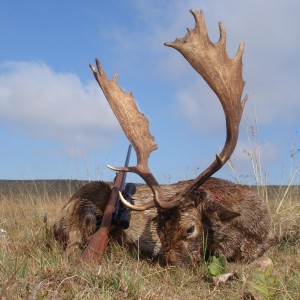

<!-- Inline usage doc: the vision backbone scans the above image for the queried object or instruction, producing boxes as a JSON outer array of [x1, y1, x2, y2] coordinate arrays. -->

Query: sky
[[0, 0, 299, 185]]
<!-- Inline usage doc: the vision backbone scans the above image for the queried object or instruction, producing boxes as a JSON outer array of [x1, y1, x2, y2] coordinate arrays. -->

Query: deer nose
[[164, 250, 177, 265]]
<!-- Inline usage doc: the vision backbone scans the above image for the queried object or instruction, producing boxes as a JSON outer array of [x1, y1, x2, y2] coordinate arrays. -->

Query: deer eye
[[187, 226, 195, 236]]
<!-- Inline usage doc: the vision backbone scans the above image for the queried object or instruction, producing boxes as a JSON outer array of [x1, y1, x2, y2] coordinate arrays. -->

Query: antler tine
[[165, 10, 247, 196], [91, 59, 174, 210]]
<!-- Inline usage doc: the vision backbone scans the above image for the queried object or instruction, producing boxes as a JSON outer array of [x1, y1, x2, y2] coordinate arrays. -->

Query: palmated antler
[[90, 60, 167, 210], [92, 9, 247, 211], [164, 9, 247, 197]]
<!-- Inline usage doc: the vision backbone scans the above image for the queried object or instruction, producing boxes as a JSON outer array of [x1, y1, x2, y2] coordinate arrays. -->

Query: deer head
[[91, 10, 248, 264]]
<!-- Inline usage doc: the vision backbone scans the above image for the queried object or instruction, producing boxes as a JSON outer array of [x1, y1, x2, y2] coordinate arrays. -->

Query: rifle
[[78, 145, 134, 265]]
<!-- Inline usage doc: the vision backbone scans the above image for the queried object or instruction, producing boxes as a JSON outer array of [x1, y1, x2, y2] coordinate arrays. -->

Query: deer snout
[[164, 249, 179, 265], [164, 245, 201, 265]]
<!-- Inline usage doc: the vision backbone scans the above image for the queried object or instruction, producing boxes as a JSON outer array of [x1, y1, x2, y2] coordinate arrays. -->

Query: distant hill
[[0, 179, 92, 199], [0, 179, 299, 201]]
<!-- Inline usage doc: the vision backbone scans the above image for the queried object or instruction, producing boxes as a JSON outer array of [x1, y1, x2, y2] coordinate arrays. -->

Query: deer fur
[[53, 178, 275, 265]]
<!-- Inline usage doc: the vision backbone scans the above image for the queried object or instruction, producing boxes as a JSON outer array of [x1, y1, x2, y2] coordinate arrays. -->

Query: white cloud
[[229, 139, 282, 181], [175, 80, 225, 133], [0, 61, 120, 156], [234, 140, 280, 165], [126, 0, 300, 128]]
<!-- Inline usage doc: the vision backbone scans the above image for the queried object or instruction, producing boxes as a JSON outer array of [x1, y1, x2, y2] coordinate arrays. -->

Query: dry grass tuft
[[0, 180, 299, 299]]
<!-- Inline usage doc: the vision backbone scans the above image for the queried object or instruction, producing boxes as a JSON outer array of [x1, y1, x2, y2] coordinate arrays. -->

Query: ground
[[0, 180, 299, 299]]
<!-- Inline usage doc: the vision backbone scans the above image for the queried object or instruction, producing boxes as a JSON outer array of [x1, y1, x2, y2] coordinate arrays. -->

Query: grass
[[0, 180, 300, 299]]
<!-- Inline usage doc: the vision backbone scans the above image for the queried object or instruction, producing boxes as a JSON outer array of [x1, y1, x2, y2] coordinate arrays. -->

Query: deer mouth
[[163, 248, 202, 266]]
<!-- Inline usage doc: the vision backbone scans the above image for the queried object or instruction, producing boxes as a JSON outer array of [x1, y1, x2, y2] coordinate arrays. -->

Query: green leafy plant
[[208, 255, 228, 277], [251, 267, 280, 299]]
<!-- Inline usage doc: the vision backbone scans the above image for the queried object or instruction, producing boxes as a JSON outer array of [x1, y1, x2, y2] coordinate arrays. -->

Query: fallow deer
[[53, 9, 275, 265]]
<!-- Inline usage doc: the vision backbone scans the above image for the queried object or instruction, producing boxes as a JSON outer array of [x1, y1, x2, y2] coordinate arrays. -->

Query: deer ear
[[218, 208, 240, 221], [193, 190, 208, 207], [205, 201, 240, 221]]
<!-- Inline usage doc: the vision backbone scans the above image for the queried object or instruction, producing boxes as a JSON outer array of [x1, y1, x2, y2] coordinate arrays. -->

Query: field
[[0, 180, 299, 299]]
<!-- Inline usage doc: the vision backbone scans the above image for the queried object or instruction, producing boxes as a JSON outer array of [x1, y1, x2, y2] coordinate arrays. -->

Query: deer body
[[53, 178, 274, 264]]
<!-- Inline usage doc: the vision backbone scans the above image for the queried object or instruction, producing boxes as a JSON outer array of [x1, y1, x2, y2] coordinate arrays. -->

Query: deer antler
[[165, 9, 247, 198], [93, 9, 247, 211], [90, 59, 170, 210]]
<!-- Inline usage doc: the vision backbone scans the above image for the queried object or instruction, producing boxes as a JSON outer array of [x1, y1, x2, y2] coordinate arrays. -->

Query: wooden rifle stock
[[78, 145, 132, 265], [78, 171, 125, 265]]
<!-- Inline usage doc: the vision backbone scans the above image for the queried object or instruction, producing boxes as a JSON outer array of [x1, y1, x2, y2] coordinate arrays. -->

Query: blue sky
[[0, 0, 299, 185]]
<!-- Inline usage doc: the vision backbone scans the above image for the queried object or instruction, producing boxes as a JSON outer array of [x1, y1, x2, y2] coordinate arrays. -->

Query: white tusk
[[118, 191, 156, 211], [106, 164, 118, 171], [119, 191, 137, 210]]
